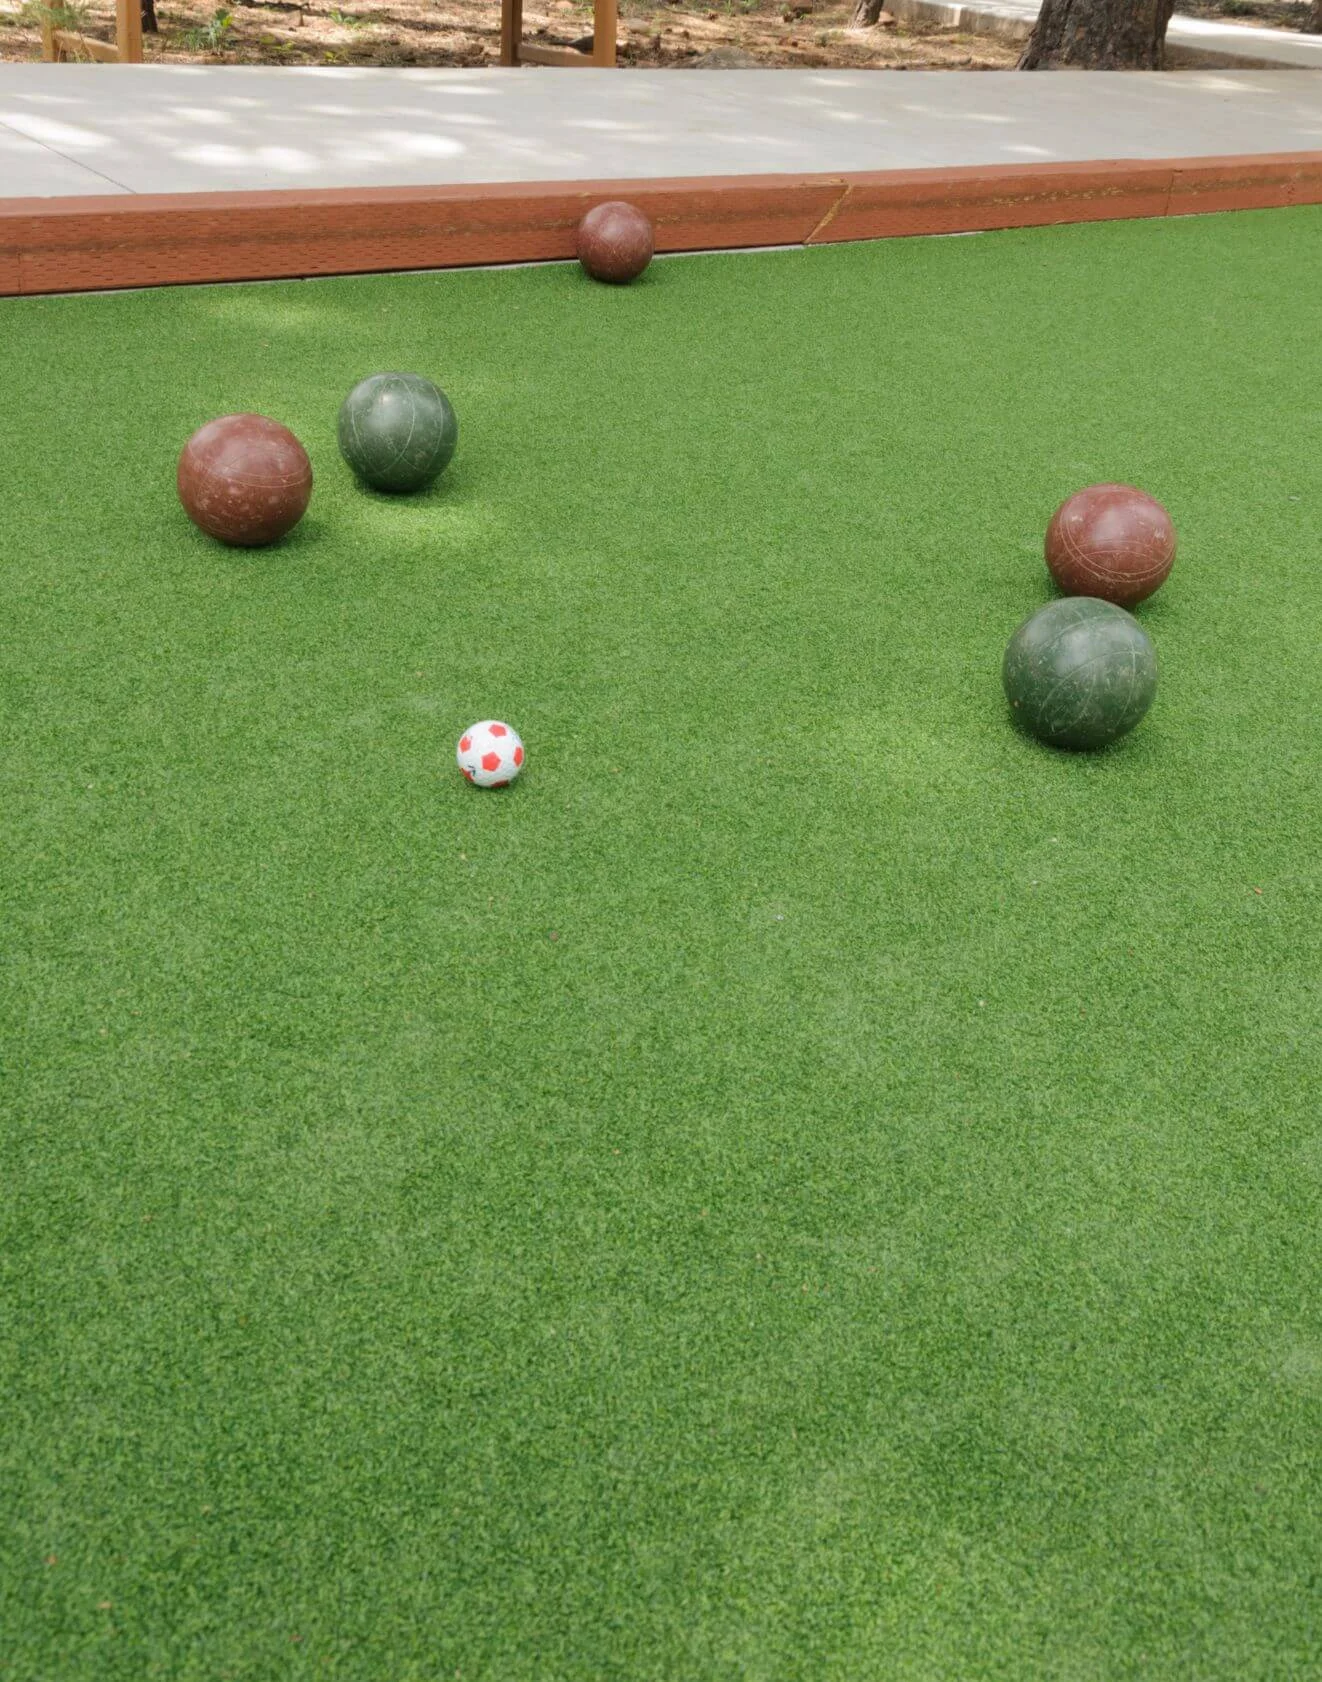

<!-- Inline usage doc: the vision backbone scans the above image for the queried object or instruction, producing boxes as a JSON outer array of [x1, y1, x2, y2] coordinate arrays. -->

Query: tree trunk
[[141, 0, 158, 30], [850, 0, 883, 24], [1307, 0, 1321, 34], [1019, 0, 1175, 66]]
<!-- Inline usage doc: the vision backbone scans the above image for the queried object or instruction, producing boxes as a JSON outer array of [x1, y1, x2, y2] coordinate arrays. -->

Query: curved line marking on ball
[[379, 387, 421, 478], [1038, 659, 1092, 733], [1057, 519, 1121, 586], [202, 469, 307, 490], [1033, 604, 1099, 662], [1058, 649, 1101, 731], [1123, 639, 1140, 721], [421, 431, 447, 476], [1035, 648, 1124, 723], [413, 396, 453, 478], [348, 394, 366, 462], [1128, 552, 1173, 584], [1055, 508, 1173, 588], [1074, 530, 1172, 584]]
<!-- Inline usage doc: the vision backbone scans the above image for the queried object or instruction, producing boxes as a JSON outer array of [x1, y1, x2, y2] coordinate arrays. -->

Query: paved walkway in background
[[2, 66, 1322, 200], [893, 0, 1322, 67]]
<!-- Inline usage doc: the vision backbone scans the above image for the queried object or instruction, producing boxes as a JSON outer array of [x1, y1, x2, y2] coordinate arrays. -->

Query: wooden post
[[592, 0, 617, 63], [116, 0, 144, 60], [41, 16, 60, 56], [592, 0, 618, 63], [499, 0, 522, 63]]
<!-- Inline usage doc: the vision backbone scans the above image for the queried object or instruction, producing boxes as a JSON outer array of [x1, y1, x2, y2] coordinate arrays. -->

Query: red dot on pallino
[[481, 752, 501, 772], [459, 736, 471, 752], [489, 723, 507, 737], [463, 768, 474, 781], [513, 745, 524, 766], [491, 780, 510, 789]]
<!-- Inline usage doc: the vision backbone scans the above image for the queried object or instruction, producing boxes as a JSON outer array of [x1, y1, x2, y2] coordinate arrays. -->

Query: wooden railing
[[41, 0, 143, 60], [499, 0, 617, 64]]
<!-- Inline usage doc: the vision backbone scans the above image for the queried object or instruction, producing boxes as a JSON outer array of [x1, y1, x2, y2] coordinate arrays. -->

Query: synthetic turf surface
[[1, 208, 1320, 1681]]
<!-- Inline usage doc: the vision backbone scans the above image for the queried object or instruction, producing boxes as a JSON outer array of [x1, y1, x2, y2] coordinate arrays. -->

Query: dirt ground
[[0, 0, 1018, 68]]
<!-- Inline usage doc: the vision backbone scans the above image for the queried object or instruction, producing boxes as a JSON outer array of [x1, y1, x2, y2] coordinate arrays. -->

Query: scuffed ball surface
[[337, 372, 458, 494], [177, 413, 312, 547], [1002, 596, 1158, 750], [575, 201, 654, 285]]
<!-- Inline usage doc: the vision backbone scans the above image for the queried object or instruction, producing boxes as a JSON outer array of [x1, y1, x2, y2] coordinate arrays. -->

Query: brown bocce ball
[[1044, 482, 1176, 608], [576, 201, 654, 285], [178, 413, 313, 547]]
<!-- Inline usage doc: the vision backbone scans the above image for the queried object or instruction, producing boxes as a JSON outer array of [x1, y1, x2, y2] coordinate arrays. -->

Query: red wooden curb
[[2, 152, 1321, 297]]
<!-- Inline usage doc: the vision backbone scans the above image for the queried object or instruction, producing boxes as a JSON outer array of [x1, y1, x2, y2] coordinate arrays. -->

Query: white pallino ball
[[457, 720, 525, 789]]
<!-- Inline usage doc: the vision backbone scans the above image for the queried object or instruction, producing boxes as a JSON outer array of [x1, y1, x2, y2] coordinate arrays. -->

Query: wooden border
[[3, 151, 1322, 298]]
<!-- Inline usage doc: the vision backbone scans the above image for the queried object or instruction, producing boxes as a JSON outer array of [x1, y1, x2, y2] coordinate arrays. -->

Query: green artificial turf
[[1, 207, 1320, 1681]]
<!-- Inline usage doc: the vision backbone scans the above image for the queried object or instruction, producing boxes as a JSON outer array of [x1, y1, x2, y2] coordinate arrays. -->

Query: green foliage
[[19, 0, 93, 31], [182, 5, 233, 47]]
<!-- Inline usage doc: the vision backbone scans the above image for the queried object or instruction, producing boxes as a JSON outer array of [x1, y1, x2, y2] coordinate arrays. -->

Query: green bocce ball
[[337, 372, 458, 494], [1002, 596, 1158, 751]]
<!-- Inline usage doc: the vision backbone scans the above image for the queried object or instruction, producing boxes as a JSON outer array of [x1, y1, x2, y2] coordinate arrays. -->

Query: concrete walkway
[[893, 0, 1322, 67], [4, 64, 1321, 297], [3, 66, 1322, 199]]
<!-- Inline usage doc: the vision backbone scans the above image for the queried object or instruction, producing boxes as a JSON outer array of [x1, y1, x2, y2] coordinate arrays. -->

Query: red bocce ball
[[576, 201, 654, 285], [1044, 483, 1176, 608], [178, 413, 313, 547]]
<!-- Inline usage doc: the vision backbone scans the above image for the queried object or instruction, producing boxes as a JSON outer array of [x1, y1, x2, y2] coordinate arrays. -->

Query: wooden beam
[[49, 27, 122, 59], [518, 41, 593, 64]]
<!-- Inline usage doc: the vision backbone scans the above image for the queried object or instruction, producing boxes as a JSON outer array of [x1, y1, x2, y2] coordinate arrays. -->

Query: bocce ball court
[[3, 70, 1321, 1682]]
